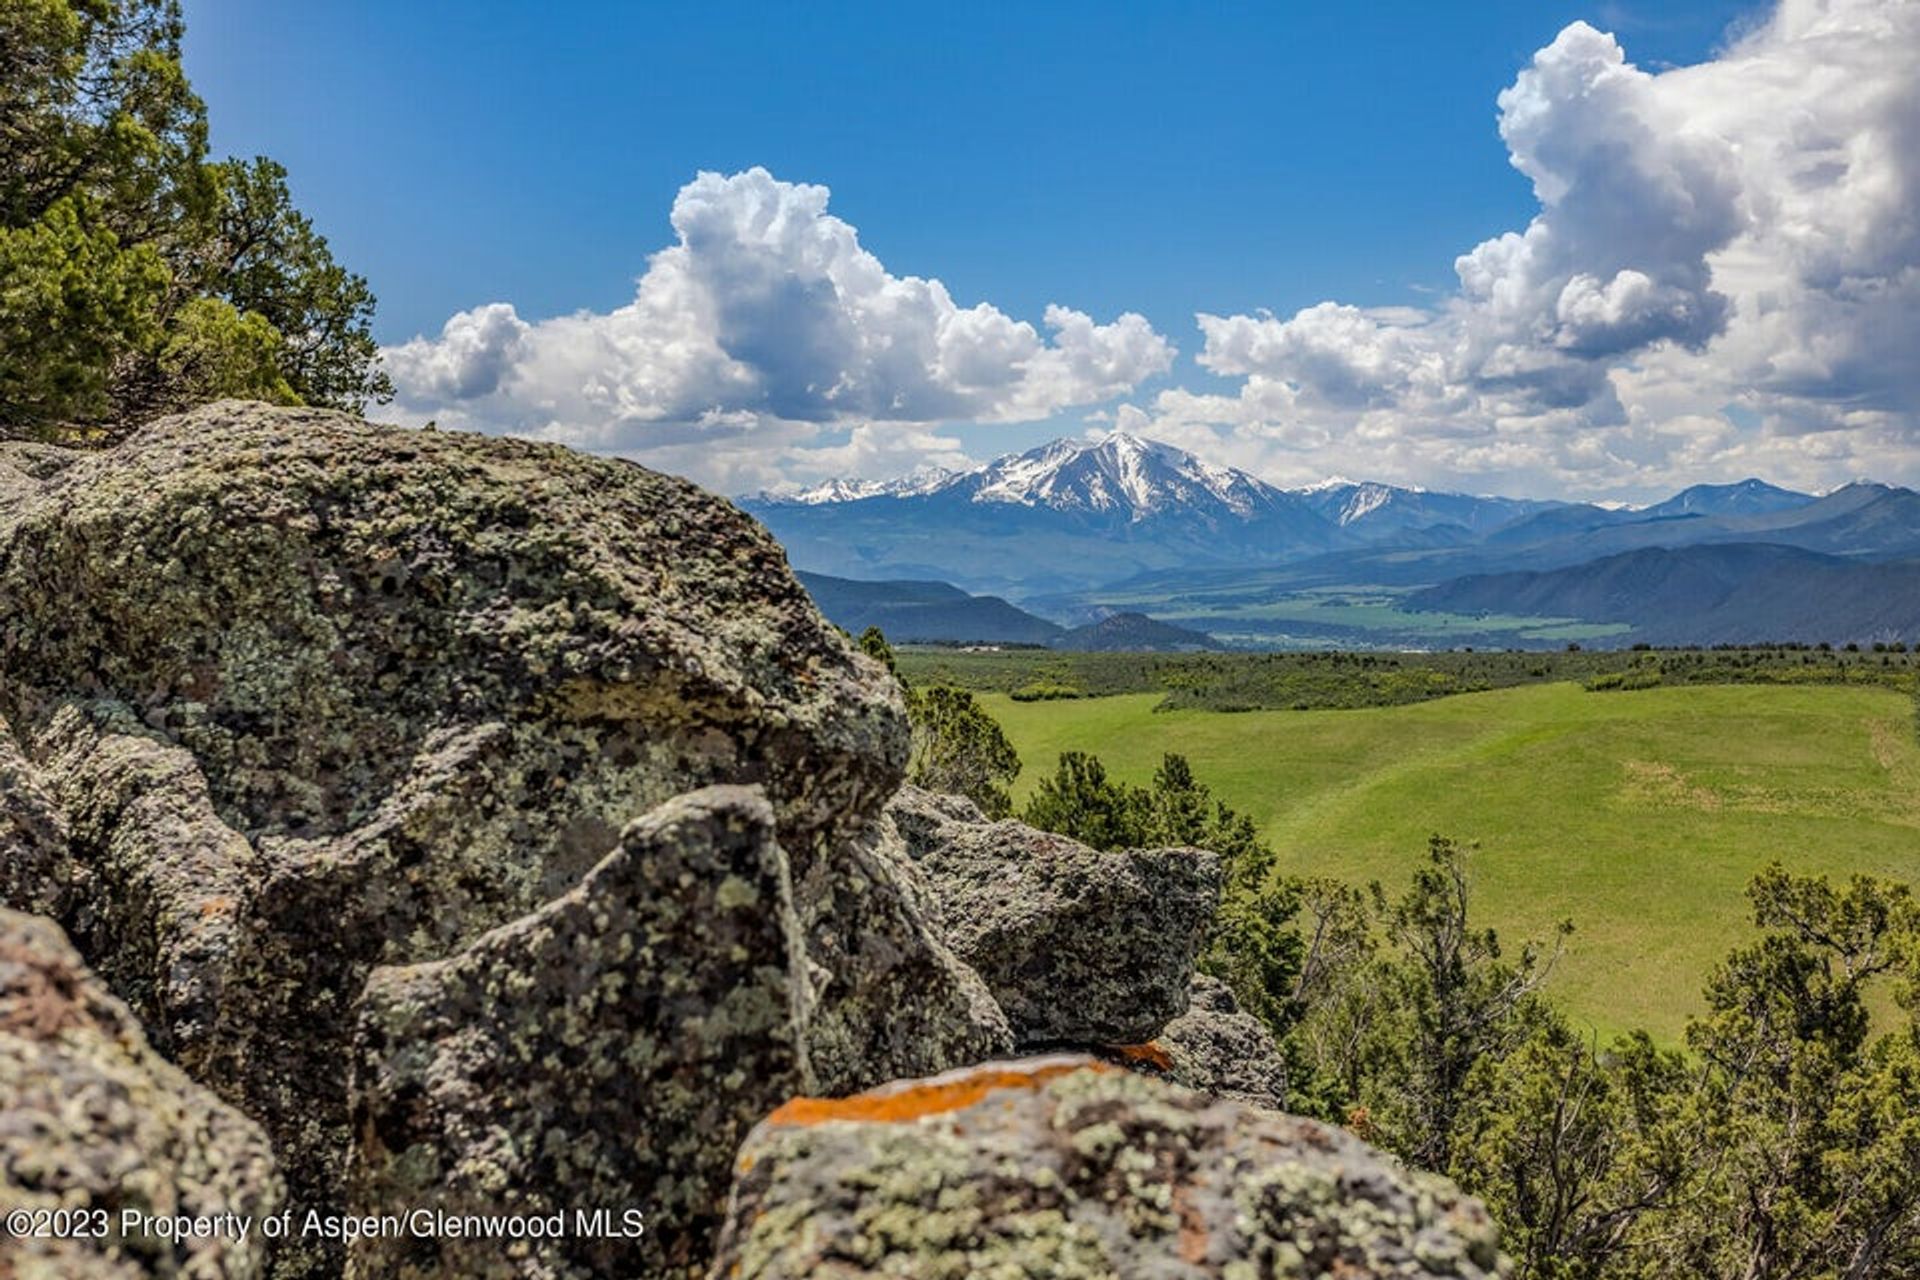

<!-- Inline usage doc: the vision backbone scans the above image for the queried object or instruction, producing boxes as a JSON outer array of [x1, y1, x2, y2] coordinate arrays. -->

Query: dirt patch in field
[[1621, 760, 1724, 812]]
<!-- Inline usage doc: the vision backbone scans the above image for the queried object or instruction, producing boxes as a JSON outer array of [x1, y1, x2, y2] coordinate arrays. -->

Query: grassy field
[[1066, 581, 1633, 647], [980, 682, 1920, 1041]]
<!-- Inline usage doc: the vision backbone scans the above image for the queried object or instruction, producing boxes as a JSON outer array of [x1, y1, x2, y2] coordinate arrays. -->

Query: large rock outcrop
[[709, 1057, 1509, 1278], [0, 909, 283, 1279], [348, 787, 810, 1280], [887, 786, 1220, 1045], [0, 402, 902, 871], [0, 404, 941, 1269], [0, 712, 66, 915]]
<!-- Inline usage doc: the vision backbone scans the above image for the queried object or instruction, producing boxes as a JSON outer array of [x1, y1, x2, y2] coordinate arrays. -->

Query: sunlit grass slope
[[982, 683, 1920, 1040]]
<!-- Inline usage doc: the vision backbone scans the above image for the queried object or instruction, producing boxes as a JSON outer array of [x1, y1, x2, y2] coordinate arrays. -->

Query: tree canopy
[[0, 0, 389, 437]]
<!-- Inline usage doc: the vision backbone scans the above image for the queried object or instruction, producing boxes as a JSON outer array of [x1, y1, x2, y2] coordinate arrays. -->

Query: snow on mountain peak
[[755, 466, 959, 506], [965, 433, 1279, 520]]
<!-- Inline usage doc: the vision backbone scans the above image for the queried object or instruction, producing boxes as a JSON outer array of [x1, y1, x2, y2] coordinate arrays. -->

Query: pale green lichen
[[346, 787, 813, 1280], [0, 909, 283, 1280]]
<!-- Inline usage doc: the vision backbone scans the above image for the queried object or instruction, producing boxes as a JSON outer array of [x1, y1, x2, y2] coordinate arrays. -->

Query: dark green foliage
[[1448, 1025, 1691, 1280], [190, 157, 391, 410], [1641, 867, 1920, 1279], [905, 685, 1021, 819], [1021, 749, 1303, 1031], [897, 644, 1920, 713], [1289, 850, 1920, 1280], [1382, 839, 1572, 1167], [1020, 751, 1137, 851], [856, 625, 898, 675], [1290, 838, 1571, 1168], [0, 0, 387, 435], [0, 194, 167, 424]]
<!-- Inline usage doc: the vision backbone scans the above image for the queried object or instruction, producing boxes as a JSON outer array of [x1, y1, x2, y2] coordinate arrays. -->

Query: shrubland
[[882, 628, 1920, 1277]]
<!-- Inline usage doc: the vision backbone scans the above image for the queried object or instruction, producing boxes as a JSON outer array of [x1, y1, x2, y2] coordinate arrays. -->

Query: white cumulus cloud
[[382, 168, 1174, 489], [1139, 0, 1920, 499]]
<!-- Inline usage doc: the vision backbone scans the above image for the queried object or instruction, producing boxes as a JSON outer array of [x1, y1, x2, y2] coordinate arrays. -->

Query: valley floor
[[981, 682, 1920, 1040]]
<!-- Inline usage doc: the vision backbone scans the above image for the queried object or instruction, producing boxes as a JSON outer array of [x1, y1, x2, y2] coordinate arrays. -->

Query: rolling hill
[[795, 572, 1063, 644], [1407, 543, 1920, 644], [979, 681, 1920, 1039], [1051, 611, 1221, 652]]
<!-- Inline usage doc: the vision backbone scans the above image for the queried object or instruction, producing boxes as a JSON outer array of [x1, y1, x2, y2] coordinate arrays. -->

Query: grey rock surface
[[347, 786, 811, 1280], [0, 400, 904, 903], [886, 786, 1221, 1045], [798, 816, 1013, 1095], [709, 1056, 1509, 1279], [0, 403, 912, 1273], [0, 713, 67, 918], [1158, 973, 1290, 1111], [0, 909, 283, 1280]]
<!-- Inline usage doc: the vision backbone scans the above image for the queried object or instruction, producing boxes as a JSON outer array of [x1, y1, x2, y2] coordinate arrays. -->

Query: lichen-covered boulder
[[710, 1056, 1509, 1279], [30, 704, 262, 1074], [347, 787, 813, 1280], [0, 441, 77, 507], [0, 909, 282, 1280], [881, 784, 986, 848], [798, 817, 1013, 1096], [887, 787, 1221, 1045], [1144, 974, 1291, 1112], [0, 403, 912, 1264], [0, 714, 67, 917], [0, 401, 903, 907]]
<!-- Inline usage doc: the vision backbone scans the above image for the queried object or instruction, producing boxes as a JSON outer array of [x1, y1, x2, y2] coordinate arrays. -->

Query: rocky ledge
[[0, 403, 1509, 1278]]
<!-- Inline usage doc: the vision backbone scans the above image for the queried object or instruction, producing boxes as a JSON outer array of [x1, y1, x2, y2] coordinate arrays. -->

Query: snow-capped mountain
[[955, 432, 1292, 522], [759, 432, 1290, 523], [1296, 480, 1563, 539], [756, 467, 958, 505], [759, 435, 1559, 538], [1298, 480, 1416, 527], [739, 432, 1580, 591], [738, 432, 1906, 600], [739, 432, 1344, 594]]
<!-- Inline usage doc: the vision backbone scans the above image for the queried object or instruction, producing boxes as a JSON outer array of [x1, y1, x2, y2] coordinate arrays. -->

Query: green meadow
[[980, 682, 1920, 1041]]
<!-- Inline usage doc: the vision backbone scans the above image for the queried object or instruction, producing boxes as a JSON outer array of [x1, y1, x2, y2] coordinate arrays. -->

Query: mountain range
[[743, 433, 1920, 648], [746, 432, 1567, 594], [795, 572, 1223, 652]]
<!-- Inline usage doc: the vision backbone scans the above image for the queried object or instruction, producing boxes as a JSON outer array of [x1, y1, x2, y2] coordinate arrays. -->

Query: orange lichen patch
[[1106, 1041, 1174, 1072], [764, 1057, 1104, 1128]]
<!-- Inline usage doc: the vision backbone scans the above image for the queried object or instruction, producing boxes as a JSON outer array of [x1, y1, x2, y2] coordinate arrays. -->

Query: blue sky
[[184, 2, 1755, 343], [179, 2, 1918, 499]]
